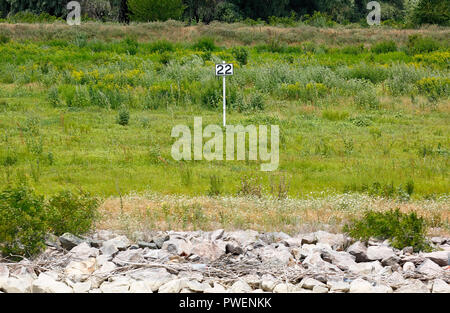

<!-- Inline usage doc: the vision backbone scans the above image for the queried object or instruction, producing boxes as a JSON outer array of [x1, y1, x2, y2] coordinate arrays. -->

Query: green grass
[[0, 23, 448, 200]]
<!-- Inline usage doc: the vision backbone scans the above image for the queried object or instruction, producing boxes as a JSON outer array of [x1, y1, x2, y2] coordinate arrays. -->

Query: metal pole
[[222, 61, 226, 127]]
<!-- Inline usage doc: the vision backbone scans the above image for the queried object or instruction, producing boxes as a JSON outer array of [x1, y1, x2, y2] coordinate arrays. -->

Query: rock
[[143, 249, 171, 260], [72, 281, 92, 293], [395, 279, 430, 293], [153, 235, 170, 249], [158, 278, 189, 293], [225, 243, 243, 255], [346, 241, 369, 262], [65, 258, 97, 282], [381, 255, 401, 271], [300, 233, 317, 245], [402, 246, 414, 255], [261, 274, 278, 292], [128, 268, 174, 292], [162, 237, 192, 255], [272, 283, 297, 293], [45, 233, 61, 249], [95, 230, 116, 241], [321, 250, 358, 272], [366, 245, 395, 261], [303, 252, 342, 273], [1, 275, 33, 293], [103, 236, 131, 251], [100, 241, 119, 257], [314, 231, 346, 251], [0, 264, 9, 284], [416, 259, 443, 276], [94, 261, 116, 276], [190, 241, 225, 261], [185, 280, 210, 292], [138, 241, 157, 249], [70, 242, 99, 260], [299, 278, 327, 290], [112, 249, 144, 266], [349, 278, 374, 293], [431, 237, 446, 245], [421, 251, 449, 267], [327, 280, 350, 293], [210, 229, 224, 241], [129, 280, 153, 293], [257, 245, 293, 266], [204, 282, 227, 293], [372, 283, 393, 293], [59, 233, 84, 250], [386, 272, 405, 289], [312, 285, 329, 293], [431, 279, 450, 293], [229, 280, 252, 293], [225, 230, 259, 246], [32, 273, 73, 293], [403, 261, 415, 272], [100, 277, 130, 293]]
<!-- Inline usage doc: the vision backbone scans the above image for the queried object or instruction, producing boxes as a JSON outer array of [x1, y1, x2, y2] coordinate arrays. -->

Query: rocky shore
[[1, 229, 449, 293]]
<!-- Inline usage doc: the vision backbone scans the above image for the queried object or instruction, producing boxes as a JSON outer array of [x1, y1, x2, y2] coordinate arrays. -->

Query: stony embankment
[[0, 230, 449, 293]]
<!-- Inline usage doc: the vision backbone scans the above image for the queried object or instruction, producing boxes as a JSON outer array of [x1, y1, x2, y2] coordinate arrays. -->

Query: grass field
[[0, 22, 449, 206]]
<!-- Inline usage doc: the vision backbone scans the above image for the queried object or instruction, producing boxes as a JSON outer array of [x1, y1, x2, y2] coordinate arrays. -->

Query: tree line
[[0, 0, 448, 26]]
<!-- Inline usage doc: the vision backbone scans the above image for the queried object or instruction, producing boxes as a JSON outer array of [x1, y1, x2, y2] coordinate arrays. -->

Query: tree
[[118, 0, 129, 23], [128, 0, 185, 22], [5, 0, 67, 17], [413, 0, 450, 25], [231, 0, 290, 20]]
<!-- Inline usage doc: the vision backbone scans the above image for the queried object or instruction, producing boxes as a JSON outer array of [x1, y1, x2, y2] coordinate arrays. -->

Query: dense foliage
[[0, 0, 447, 26]]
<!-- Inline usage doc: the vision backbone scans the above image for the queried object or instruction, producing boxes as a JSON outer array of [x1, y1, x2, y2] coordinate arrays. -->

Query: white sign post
[[215, 61, 234, 127]]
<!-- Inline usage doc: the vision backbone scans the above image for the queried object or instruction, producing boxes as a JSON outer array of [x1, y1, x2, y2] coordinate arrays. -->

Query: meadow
[[0, 21, 449, 207]]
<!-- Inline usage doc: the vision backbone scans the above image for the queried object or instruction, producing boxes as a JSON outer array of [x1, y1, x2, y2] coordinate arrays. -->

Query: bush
[[232, 47, 248, 66], [192, 37, 217, 52], [117, 106, 130, 126], [372, 40, 397, 54], [416, 77, 450, 101], [0, 34, 10, 44], [147, 40, 174, 53], [122, 37, 138, 55], [208, 174, 223, 196], [46, 190, 99, 236], [406, 35, 440, 55], [0, 186, 47, 258], [343, 209, 431, 252]]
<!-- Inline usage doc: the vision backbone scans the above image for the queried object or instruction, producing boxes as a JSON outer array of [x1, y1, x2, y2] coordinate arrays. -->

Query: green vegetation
[[343, 208, 432, 251], [0, 24, 448, 200], [0, 186, 99, 258]]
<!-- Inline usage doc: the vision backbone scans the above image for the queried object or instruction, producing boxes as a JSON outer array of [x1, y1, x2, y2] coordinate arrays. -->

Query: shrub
[[46, 190, 99, 236], [0, 186, 47, 258], [192, 37, 217, 52], [406, 35, 440, 55], [147, 40, 174, 53], [343, 209, 431, 252], [123, 37, 138, 55], [416, 77, 449, 100], [232, 47, 248, 66], [0, 34, 10, 44], [237, 175, 262, 198], [341, 44, 365, 55], [372, 40, 397, 54], [117, 106, 130, 126]]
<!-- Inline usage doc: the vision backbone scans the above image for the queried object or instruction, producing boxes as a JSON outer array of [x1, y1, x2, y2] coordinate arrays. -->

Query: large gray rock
[[385, 271, 405, 289], [190, 241, 225, 261], [112, 249, 145, 266], [229, 280, 252, 293], [421, 251, 449, 267], [0, 275, 34, 293], [59, 233, 84, 250], [346, 241, 369, 262], [349, 278, 375, 293], [431, 279, 450, 293], [102, 236, 131, 252], [65, 258, 97, 282], [162, 237, 193, 255], [299, 278, 327, 290], [158, 278, 189, 293], [366, 245, 395, 261], [416, 259, 443, 276], [395, 279, 430, 293], [70, 242, 99, 260], [257, 245, 293, 266], [327, 280, 350, 293], [314, 231, 346, 251]]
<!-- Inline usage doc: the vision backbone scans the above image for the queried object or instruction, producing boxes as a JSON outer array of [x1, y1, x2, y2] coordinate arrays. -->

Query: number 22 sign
[[215, 63, 234, 76]]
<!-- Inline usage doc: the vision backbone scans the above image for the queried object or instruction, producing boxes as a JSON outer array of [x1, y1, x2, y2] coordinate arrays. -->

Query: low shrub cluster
[[0, 186, 99, 259], [343, 208, 431, 252]]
